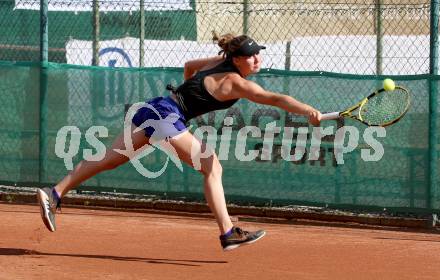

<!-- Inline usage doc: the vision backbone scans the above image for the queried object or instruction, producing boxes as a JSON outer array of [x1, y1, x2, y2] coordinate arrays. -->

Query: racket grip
[[321, 112, 341, 120]]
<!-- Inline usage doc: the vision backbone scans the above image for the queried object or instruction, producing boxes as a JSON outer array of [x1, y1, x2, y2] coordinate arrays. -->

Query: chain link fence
[[0, 0, 432, 74], [0, 0, 438, 213]]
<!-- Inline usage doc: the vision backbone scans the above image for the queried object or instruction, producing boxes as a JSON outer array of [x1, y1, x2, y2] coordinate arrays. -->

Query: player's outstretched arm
[[230, 77, 321, 125]]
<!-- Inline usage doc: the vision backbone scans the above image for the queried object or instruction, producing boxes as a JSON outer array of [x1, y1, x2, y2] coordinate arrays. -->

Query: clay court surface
[[1, 202, 440, 280]]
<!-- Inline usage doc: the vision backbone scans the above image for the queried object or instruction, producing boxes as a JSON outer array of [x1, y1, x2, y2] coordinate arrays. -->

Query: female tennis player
[[37, 33, 322, 251]]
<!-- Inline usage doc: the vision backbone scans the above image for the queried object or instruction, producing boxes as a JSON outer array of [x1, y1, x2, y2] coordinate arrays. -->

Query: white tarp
[[65, 37, 287, 69], [65, 35, 429, 74]]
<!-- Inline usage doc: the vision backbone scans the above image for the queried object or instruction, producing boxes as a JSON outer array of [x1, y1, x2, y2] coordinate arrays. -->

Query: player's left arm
[[229, 77, 321, 125], [183, 56, 224, 80]]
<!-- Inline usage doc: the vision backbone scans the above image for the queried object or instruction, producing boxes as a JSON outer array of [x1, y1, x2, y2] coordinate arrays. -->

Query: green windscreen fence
[[0, 61, 439, 212], [0, 0, 439, 213]]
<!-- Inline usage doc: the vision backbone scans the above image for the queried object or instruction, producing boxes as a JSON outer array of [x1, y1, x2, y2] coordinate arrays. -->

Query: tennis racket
[[321, 86, 411, 127]]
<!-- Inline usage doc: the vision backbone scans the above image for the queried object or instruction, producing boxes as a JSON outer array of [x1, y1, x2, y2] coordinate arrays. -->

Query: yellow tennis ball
[[383, 78, 395, 91]]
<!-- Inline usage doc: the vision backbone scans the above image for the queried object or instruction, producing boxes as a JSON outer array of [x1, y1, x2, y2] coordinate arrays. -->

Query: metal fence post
[[91, 0, 101, 187], [243, 0, 249, 34], [375, 0, 383, 75], [429, 0, 439, 211], [140, 0, 145, 68], [39, 0, 48, 183], [92, 0, 100, 66]]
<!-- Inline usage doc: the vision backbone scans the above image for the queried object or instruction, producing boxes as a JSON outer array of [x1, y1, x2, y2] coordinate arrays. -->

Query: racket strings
[[360, 89, 410, 126]]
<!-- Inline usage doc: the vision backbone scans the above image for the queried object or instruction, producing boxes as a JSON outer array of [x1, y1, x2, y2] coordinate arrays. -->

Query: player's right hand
[[308, 110, 322, 126]]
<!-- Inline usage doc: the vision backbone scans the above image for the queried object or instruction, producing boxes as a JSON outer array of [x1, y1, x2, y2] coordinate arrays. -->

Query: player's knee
[[200, 155, 223, 178]]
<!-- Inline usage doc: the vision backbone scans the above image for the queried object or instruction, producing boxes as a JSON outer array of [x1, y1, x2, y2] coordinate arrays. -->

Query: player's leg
[[37, 124, 149, 231], [54, 124, 149, 197], [167, 131, 232, 234], [167, 131, 266, 250]]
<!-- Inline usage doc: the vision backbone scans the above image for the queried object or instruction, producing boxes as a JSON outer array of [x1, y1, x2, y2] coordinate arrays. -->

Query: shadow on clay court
[[0, 248, 228, 267]]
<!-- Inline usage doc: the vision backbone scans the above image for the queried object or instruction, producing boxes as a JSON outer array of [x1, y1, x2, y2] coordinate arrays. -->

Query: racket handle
[[321, 112, 341, 120]]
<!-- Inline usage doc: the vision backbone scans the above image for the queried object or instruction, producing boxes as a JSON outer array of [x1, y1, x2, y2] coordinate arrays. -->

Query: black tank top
[[170, 59, 240, 121]]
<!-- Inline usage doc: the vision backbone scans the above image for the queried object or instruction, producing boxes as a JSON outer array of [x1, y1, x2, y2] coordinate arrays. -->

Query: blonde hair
[[212, 31, 250, 58]]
